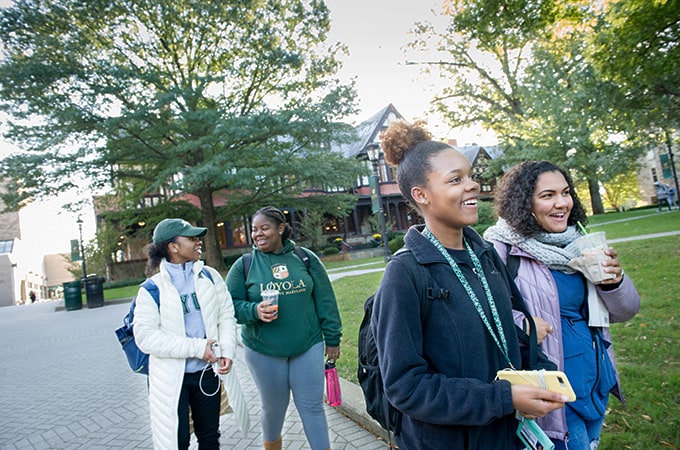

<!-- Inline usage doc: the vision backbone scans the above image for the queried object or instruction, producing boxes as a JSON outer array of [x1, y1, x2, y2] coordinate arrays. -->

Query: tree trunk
[[588, 178, 605, 215], [196, 188, 227, 272]]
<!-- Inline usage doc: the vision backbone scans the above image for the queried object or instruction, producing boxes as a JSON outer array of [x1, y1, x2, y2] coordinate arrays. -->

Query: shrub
[[472, 200, 497, 236], [322, 246, 339, 256], [103, 277, 145, 289], [388, 234, 405, 253]]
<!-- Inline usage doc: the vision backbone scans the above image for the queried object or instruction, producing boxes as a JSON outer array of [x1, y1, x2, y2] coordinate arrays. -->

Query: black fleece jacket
[[372, 225, 523, 449]]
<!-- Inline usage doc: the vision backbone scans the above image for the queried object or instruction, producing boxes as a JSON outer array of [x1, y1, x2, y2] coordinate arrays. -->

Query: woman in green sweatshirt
[[226, 206, 342, 450]]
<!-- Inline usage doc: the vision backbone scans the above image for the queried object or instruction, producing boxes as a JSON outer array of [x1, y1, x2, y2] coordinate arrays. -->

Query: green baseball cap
[[152, 218, 207, 244]]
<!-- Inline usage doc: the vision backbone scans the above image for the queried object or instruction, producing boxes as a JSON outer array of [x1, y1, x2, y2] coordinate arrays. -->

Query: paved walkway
[[0, 301, 387, 450]]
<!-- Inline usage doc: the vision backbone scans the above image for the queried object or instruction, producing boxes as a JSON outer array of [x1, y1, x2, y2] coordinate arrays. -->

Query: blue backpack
[[114, 268, 214, 375]]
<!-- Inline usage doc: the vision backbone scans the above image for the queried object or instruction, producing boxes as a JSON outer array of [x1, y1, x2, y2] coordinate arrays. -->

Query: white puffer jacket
[[134, 259, 238, 450]]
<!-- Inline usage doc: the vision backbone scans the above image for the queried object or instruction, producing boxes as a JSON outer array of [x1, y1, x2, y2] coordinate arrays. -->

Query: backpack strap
[[198, 267, 214, 284], [383, 248, 447, 435], [140, 278, 160, 306], [242, 253, 253, 280], [293, 246, 311, 270], [390, 248, 449, 327], [242, 246, 311, 280], [138, 267, 210, 310], [491, 246, 555, 370], [503, 242, 521, 281]]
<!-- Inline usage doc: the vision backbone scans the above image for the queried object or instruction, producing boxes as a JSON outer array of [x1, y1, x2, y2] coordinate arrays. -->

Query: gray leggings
[[245, 341, 330, 449]]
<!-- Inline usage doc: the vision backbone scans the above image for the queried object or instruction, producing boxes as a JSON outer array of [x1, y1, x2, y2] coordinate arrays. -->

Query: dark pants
[[177, 369, 221, 449]]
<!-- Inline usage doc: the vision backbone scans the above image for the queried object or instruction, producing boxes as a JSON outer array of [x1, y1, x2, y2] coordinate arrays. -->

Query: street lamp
[[366, 143, 391, 261], [76, 215, 87, 279]]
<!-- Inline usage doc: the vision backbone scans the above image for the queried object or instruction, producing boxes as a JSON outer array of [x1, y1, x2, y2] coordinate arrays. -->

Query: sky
[[0, 0, 497, 257], [325, 0, 497, 145]]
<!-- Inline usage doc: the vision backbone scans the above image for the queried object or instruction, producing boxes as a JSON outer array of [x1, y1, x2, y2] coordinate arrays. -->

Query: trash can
[[84, 276, 105, 308], [63, 280, 83, 311]]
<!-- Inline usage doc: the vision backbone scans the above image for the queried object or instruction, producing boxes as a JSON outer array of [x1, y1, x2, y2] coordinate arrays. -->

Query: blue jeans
[[245, 341, 330, 450], [553, 406, 605, 450], [658, 198, 672, 211]]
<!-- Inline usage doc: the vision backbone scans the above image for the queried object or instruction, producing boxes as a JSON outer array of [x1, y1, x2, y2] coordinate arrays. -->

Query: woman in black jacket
[[372, 120, 568, 449]]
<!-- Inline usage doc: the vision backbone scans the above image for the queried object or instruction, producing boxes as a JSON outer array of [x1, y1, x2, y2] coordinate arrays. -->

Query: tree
[[509, 30, 643, 214], [295, 209, 325, 252], [589, 0, 680, 198], [407, 0, 563, 140], [589, 0, 680, 128], [408, 0, 644, 214], [0, 0, 364, 271]]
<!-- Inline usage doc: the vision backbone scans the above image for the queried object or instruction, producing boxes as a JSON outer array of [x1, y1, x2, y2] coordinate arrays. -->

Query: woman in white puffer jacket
[[134, 218, 239, 450]]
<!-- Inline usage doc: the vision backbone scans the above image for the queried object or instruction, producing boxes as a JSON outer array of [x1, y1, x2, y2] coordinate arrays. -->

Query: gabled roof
[[334, 104, 404, 158], [458, 144, 501, 164]]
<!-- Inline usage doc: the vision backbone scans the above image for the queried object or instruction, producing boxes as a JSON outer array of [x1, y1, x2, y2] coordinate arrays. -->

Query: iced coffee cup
[[261, 289, 279, 318], [571, 232, 616, 283]]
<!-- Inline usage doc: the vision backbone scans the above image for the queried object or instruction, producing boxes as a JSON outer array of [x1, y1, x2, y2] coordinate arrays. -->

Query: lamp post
[[77, 216, 87, 279], [366, 144, 391, 261]]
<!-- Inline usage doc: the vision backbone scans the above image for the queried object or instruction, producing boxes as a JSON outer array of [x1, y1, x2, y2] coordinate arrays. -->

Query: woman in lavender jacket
[[484, 161, 640, 450]]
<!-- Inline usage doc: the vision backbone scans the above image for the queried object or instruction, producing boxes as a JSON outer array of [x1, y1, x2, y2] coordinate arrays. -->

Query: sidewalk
[[0, 301, 388, 449]]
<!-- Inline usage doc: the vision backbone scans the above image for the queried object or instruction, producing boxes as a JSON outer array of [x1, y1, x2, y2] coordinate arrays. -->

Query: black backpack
[[357, 244, 554, 437], [357, 249, 449, 436]]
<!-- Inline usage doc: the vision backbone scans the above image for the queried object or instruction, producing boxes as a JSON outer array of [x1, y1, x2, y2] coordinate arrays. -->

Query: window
[[0, 240, 13, 254], [0, 239, 14, 253]]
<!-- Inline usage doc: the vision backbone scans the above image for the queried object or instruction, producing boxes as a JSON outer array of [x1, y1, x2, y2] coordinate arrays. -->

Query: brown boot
[[263, 436, 282, 450]]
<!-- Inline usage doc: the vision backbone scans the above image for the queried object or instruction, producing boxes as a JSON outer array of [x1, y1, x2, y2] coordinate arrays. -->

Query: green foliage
[[388, 233, 404, 253], [366, 213, 382, 234], [295, 209, 326, 252], [588, 0, 680, 130], [321, 246, 339, 256], [412, 1, 653, 216], [600, 171, 642, 211], [471, 199, 496, 236], [0, 0, 363, 270]]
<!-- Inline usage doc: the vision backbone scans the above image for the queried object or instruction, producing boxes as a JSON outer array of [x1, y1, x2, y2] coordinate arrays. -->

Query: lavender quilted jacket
[[490, 241, 641, 443]]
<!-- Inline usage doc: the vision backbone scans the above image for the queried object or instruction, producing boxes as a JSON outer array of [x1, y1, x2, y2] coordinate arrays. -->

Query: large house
[[327, 104, 500, 245], [94, 103, 504, 277]]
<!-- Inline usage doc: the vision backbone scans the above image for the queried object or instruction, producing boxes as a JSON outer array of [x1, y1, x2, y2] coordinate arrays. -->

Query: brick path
[[0, 301, 387, 450]]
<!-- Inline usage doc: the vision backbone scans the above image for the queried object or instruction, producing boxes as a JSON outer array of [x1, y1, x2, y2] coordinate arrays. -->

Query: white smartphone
[[497, 369, 576, 402]]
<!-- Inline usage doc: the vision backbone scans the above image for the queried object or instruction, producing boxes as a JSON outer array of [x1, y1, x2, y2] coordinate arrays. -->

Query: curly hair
[[493, 161, 588, 237], [380, 120, 452, 212], [253, 206, 293, 241]]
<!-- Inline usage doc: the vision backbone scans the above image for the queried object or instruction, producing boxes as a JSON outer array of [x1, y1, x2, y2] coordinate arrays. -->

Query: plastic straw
[[577, 221, 588, 235], [577, 221, 597, 247]]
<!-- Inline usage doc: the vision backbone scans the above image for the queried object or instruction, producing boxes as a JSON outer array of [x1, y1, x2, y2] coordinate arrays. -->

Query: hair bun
[[380, 120, 432, 166]]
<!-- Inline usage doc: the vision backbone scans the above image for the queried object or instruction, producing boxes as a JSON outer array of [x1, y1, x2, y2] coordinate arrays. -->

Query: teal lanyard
[[423, 227, 514, 369]]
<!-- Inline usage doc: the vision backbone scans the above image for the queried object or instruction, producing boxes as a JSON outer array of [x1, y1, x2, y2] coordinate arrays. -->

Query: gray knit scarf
[[483, 218, 583, 274]]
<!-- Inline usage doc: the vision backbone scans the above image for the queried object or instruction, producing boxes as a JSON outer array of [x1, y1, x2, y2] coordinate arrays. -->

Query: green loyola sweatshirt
[[226, 240, 342, 357]]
